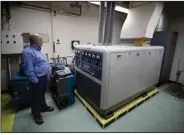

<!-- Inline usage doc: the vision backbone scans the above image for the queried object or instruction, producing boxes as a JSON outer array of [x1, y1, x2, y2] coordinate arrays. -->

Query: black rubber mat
[[165, 84, 184, 99]]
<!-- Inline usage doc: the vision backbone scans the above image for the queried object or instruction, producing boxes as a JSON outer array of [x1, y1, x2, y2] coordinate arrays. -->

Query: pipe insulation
[[120, 2, 163, 39]]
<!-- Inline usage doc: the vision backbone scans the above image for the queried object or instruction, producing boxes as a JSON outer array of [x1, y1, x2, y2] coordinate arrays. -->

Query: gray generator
[[74, 45, 164, 118]]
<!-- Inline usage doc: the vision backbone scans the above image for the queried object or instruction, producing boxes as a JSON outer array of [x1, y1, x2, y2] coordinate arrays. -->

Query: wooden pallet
[[75, 88, 159, 128]]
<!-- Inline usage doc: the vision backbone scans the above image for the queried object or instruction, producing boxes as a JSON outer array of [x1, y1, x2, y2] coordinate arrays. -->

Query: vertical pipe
[[51, 2, 55, 59], [57, 55, 60, 63], [7, 57, 12, 79], [103, 2, 111, 44], [19, 55, 21, 64], [7, 3, 11, 31], [0, 1, 1, 123], [98, 1, 105, 44], [108, 2, 116, 44]]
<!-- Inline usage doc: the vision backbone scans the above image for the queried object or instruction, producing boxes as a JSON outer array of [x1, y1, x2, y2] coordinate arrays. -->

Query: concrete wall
[[53, 3, 126, 57], [1, 2, 126, 90], [169, 18, 184, 84], [9, 6, 53, 57], [2, 2, 126, 58]]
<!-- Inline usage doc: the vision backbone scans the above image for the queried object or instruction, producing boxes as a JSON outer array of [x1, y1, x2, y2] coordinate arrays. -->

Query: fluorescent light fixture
[[89, 2, 100, 6], [115, 6, 129, 14], [89, 2, 129, 14]]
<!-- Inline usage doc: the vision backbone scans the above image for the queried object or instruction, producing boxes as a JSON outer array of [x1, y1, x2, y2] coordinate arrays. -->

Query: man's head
[[29, 33, 43, 47]]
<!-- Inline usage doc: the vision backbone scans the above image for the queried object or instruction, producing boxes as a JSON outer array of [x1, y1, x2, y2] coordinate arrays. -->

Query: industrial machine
[[8, 73, 32, 109], [74, 45, 164, 118], [50, 63, 75, 109]]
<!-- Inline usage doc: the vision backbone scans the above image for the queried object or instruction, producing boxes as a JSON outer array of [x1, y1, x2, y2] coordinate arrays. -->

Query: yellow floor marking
[[75, 89, 159, 126], [1, 94, 16, 132]]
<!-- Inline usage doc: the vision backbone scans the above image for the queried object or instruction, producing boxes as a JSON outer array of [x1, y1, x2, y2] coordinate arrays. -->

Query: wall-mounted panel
[[1, 31, 23, 54]]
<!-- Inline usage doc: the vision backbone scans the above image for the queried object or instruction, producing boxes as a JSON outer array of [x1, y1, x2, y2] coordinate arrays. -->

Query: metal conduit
[[98, 1, 105, 44], [103, 2, 111, 44], [108, 2, 116, 44], [99, 1, 115, 45]]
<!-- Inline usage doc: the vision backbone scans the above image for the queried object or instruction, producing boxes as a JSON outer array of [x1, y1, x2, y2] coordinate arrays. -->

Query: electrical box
[[1, 31, 24, 54]]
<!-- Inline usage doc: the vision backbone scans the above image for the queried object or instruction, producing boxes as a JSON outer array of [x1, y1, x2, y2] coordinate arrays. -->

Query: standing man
[[23, 33, 54, 125]]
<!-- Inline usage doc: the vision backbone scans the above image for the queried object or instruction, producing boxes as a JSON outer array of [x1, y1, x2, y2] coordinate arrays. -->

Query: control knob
[[92, 54, 95, 58], [96, 55, 100, 60]]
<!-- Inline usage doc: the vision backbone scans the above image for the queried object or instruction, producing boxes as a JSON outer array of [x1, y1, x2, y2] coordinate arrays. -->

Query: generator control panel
[[75, 49, 103, 80]]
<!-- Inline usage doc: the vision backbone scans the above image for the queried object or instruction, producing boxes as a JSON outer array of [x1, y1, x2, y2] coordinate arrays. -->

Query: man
[[23, 33, 54, 125]]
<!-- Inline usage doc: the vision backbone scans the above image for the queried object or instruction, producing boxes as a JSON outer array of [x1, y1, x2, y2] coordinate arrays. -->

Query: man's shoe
[[33, 116, 44, 125], [41, 106, 54, 112]]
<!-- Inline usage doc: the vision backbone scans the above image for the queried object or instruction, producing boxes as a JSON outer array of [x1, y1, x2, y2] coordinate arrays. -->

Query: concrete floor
[[13, 90, 184, 132]]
